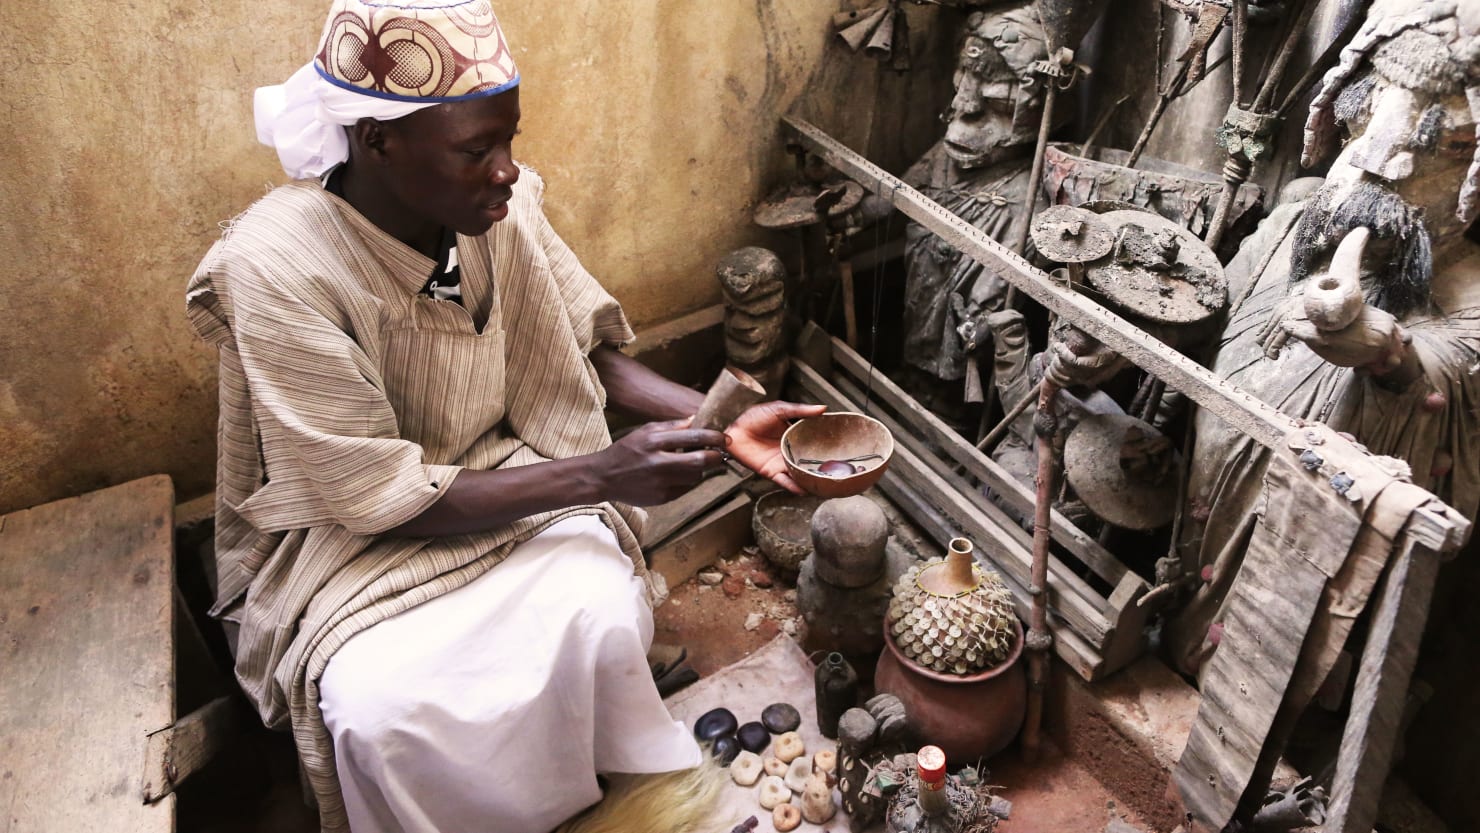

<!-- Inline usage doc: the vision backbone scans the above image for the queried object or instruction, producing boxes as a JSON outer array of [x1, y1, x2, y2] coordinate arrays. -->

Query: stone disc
[[1083, 209, 1227, 325], [1063, 412, 1179, 531], [1030, 204, 1114, 264]]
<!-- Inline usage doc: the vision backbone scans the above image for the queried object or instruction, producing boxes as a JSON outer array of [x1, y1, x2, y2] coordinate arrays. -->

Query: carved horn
[[863, 7, 896, 60], [835, 5, 888, 53]]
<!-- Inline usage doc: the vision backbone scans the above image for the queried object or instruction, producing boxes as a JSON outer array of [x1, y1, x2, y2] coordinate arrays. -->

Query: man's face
[[379, 87, 522, 237], [942, 28, 1035, 169], [1325, 67, 1475, 225]]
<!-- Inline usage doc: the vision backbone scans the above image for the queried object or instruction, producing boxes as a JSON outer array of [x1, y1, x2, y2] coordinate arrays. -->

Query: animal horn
[[864, 7, 896, 60], [836, 5, 889, 53]]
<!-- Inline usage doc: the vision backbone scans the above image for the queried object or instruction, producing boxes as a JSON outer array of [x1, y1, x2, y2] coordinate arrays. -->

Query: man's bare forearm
[[590, 345, 705, 421], [385, 418, 726, 538], [387, 455, 607, 537], [386, 349, 723, 538]]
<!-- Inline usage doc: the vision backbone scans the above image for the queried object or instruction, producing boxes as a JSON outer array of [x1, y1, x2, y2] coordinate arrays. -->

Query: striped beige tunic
[[186, 169, 652, 832]]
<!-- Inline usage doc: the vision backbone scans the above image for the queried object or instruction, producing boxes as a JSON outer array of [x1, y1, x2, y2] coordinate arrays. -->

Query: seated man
[[185, 2, 821, 831]]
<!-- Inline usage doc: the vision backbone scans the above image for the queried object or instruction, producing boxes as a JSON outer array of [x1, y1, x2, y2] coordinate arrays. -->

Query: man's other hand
[[726, 401, 828, 494], [595, 419, 727, 506]]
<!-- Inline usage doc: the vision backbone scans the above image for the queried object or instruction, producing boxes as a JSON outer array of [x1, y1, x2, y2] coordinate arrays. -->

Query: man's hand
[[593, 419, 727, 507], [1259, 296, 1410, 371], [726, 401, 828, 494]]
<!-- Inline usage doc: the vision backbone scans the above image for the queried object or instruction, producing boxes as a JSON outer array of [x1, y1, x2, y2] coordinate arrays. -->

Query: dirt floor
[[654, 546, 1153, 833], [188, 542, 1153, 833]]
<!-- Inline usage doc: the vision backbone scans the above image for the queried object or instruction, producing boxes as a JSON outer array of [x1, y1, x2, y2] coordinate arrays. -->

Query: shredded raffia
[[555, 757, 731, 833]]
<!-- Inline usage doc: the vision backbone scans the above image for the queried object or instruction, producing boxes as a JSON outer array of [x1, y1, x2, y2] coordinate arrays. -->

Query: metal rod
[[1079, 95, 1129, 158], [1232, 0, 1248, 105], [1010, 81, 1058, 271], [1252, 0, 1316, 113], [1126, 87, 1173, 170], [1140, 377, 1166, 424], [1277, 2, 1368, 120]]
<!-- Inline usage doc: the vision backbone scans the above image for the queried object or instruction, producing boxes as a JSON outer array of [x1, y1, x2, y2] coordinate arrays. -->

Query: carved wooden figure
[[894, 1, 1053, 415], [716, 247, 791, 397], [1168, 0, 1480, 678]]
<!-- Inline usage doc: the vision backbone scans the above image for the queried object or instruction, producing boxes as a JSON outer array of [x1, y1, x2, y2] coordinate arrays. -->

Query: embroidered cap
[[314, 0, 520, 103]]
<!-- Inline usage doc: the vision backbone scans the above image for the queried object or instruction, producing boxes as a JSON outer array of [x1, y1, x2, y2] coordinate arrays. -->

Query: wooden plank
[[1099, 571, 1153, 677], [646, 494, 754, 591], [791, 361, 1113, 648], [142, 695, 239, 802], [1174, 537, 1326, 830], [0, 475, 176, 832], [827, 370, 1114, 619], [1325, 535, 1442, 833], [877, 469, 1103, 681], [780, 116, 1472, 555], [829, 336, 1131, 585], [640, 469, 750, 548]]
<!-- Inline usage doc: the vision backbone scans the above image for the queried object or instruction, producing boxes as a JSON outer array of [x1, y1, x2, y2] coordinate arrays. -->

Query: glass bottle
[[814, 652, 859, 738]]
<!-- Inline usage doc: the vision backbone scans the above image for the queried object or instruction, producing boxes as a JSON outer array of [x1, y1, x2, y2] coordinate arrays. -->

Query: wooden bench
[[0, 475, 233, 832]]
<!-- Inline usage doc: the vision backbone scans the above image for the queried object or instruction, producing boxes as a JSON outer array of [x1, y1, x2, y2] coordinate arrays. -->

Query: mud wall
[[0, 1, 955, 514]]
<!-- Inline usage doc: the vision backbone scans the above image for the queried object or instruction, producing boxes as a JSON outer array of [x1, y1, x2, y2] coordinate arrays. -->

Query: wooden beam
[[1100, 571, 1153, 677], [142, 695, 240, 802], [784, 114, 1290, 450], [1174, 537, 1327, 829], [1325, 535, 1443, 833], [0, 475, 176, 833], [640, 469, 751, 549], [829, 335, 1132, 586], [790, 361, 1114, 648]]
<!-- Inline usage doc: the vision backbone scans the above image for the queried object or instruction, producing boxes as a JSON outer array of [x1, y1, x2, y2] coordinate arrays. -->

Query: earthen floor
[[655, 547, 1153, 833]]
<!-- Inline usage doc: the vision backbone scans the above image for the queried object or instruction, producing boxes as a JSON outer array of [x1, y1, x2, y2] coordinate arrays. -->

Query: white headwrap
[[253, 0, 521, 179], [254, 63, 437, 180]]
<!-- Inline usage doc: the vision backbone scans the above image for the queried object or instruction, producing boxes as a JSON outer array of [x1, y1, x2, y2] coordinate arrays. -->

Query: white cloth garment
[[319, 515, 702, 833], [254, 62, 438, 180]]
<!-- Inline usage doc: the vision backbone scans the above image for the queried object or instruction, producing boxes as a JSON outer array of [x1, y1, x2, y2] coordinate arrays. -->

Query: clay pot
[[781, 412, 894, 499], [873, 617, 1026, 763]]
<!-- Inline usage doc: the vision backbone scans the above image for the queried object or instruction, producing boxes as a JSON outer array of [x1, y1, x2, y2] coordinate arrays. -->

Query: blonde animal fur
[[554, 756, 733, 833]]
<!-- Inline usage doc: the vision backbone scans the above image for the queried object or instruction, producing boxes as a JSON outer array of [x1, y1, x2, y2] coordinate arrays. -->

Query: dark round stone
[[736, 721, 771, 753], [694, 707, 739, 741], [710, 734, 741, 765], [761, 702, 801, 734]]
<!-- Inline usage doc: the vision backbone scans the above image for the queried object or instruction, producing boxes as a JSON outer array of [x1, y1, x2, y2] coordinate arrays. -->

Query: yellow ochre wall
[[0, 1, 952, 514]]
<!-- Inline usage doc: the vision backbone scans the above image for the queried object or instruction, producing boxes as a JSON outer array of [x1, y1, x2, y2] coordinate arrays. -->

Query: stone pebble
[[761, 702, 801, 734], [736, 721, 771, 753]]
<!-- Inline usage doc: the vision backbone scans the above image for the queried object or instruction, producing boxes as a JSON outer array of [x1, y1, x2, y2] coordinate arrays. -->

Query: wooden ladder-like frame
[[782, 115, 1469, 833]]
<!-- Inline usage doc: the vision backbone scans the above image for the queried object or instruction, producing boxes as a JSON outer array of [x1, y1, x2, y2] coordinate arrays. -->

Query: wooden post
[[1022, 375, 1061, 763], [1324, 534, 1443, 833]]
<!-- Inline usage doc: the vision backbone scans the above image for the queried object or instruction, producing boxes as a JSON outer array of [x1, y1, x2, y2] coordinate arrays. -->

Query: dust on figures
[[1166, 0, 1480, 677], [893, 1, 1054, 423]]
